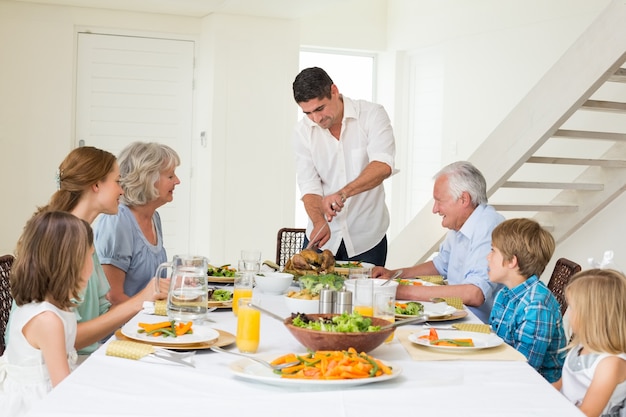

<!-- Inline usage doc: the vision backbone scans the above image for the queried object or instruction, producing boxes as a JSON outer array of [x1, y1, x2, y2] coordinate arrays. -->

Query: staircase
[[386, 0, 626, 267]]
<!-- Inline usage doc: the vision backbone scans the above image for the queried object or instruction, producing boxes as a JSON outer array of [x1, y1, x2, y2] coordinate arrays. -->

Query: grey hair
[[434, 161, 488, 206], [118, 142, 180, 206]]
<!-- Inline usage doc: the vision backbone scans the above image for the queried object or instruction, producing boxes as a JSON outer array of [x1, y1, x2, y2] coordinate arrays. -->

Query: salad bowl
[[283, 313, 394, 353]]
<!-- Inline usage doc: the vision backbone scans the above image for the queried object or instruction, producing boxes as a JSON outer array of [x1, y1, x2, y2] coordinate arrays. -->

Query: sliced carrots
[[417, 328, 474, 347], [271, 348, 393, 380], [137, 320, 193, 338]]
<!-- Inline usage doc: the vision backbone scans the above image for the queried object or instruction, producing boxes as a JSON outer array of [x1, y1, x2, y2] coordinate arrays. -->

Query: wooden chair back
[[0, 254, 15, 356], [547, 257, 581, 316], [275, 228, 306, 268]]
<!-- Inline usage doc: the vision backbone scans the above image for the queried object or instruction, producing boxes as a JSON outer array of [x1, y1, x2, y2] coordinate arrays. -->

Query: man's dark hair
[[292, 67, 334, 103]]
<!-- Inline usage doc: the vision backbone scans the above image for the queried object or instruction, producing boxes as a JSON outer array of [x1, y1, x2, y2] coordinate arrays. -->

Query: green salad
[[207, 264, 237, 277], [298, 273, 345, 295], [291, 311, 381, 333], [395, 301, 424, 315], [210, 289, 232, 301]]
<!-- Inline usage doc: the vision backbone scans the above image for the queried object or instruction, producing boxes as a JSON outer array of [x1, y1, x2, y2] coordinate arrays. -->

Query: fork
[[210, 346, 301, 370]]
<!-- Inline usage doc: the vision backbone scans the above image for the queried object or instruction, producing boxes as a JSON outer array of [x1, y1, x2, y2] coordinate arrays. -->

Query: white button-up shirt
[[292, 96, 395, 257]]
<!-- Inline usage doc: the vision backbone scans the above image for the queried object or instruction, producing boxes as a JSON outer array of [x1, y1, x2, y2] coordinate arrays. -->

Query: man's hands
[[322, 191, 347, 221]]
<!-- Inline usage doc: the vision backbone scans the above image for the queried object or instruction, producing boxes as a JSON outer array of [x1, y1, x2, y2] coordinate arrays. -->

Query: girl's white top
[[561, 344, 626, 417], [0, 301, 77, 417]]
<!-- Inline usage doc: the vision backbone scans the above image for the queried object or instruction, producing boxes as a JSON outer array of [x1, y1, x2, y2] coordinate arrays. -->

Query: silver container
[[319, 287, 336, 314], [335, 287, 352, 314]]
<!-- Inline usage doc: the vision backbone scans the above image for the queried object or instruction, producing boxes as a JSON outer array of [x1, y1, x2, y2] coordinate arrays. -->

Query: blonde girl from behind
[[0, 211, 94, 417], [553, 269, 626, 417]]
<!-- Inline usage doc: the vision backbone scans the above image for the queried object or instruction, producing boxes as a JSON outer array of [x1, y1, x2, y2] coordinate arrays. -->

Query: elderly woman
[[94, 142, 181, 305]]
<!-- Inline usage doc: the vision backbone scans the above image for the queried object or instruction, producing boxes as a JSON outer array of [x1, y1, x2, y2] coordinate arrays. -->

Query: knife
[[306, 222, 329, 250]]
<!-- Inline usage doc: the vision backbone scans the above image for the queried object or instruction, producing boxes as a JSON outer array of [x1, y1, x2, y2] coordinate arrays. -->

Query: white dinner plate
[[408, 330, 503, 351], [396, 279, 438, 286], [395, 301, 457, 319], [229, 358, 402, 388], [334, 261, 375, 276], [121, 315, 220, 346]]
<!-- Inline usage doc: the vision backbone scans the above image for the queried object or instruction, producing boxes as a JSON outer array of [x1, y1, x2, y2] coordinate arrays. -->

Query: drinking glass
[[241, 249, 262, 262], [348, 266, 372, 281], [232, 272, 254, 316], [236, 297, 260, 353], [374, 292, 396, 343], [353, 278, 373, 316]]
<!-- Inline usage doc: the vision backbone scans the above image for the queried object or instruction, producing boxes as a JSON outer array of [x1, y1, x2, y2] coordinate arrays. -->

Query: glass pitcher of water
[[155, 255, 209, 321]]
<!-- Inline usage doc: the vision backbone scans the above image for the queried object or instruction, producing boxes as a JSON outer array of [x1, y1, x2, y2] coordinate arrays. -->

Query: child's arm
[[579, 356, 626, 417], [552, 378, 562, 391], [22, 310, 71, 387]]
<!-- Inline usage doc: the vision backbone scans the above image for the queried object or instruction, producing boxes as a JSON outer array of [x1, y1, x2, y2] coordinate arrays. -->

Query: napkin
[[441, 297, 464, 310], [141, 300, 168, 316], [106, 340, 154, 360], [451, 323, 492, 334], [154, 300, 167, 316], [396, 328, 527, 362], [417, 275, 445, 285]]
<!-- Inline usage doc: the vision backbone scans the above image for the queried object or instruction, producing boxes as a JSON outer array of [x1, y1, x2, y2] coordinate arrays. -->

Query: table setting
[[25, 251, 585, 417]]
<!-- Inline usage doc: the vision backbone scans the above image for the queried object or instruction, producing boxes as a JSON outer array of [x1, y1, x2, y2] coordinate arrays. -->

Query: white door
[[75, 32, 194, 257]]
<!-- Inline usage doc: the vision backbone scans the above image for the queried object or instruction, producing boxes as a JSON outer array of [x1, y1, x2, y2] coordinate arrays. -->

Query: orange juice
[[353, 305, 374, 316], [232, 287, 253, 316], [236, 300, 260, 353], [377, 316, 395, 343]]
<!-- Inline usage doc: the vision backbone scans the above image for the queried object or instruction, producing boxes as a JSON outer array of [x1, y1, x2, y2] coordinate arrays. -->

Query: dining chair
[[547, 257, 582, 317], [275, 228, 306, 268], [0, 254, 15, 356]]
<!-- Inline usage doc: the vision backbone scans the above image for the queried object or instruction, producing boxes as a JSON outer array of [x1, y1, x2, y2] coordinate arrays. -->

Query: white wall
[[0, 0, 622, 275], [383, 0, 625, 276], [0, 0, 385, 265]]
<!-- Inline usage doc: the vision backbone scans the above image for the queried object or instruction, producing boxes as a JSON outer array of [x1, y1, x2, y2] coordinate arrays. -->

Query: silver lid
[[319, 288, 336, 303], [336, 289, 352, 305]]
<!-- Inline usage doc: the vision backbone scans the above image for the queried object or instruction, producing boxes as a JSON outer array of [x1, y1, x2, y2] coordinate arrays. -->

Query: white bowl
[[254, 272, 294, 295], [284, 294, 319, 314]]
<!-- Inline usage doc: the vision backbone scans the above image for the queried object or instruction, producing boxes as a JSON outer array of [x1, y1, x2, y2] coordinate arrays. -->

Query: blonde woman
[[94, 142, 180, 305], [553, 269, 626, 417]]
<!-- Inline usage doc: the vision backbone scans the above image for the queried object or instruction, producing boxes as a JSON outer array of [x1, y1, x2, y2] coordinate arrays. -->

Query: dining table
[[25, 284, 584, 417]]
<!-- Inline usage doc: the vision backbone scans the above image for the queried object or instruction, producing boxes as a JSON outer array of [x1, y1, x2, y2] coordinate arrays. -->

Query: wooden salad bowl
[[283, 314, 394, 353]]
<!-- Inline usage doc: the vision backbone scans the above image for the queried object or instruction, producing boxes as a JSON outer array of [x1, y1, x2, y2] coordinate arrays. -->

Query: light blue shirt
[[432, 204, 504, 322], [94, 204, 167, 297]]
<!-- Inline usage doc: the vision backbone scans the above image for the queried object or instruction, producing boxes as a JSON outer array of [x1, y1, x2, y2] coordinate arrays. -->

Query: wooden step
[[581, 99, 626, 113], [608, 68, 626, 83], [527, 156, 626, 167], [553, 129, 626, 141], [492, 204, 578, 213], [502, 181, 604, 191]]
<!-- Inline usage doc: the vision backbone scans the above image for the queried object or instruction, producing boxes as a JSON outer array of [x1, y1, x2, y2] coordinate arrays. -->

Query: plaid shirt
[[489, 275, 566, 382]]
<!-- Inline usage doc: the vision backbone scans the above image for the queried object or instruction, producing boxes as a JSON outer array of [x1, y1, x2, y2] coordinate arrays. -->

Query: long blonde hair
[[566, 268, 626, 354]]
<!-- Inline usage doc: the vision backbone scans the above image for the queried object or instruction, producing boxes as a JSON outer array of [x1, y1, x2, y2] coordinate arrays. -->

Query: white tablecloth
[[26, 289, 583, 417]]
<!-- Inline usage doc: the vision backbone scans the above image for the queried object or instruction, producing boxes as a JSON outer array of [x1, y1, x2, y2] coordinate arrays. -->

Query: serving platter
[[408, 330, 503, 351], [229, 358, 401, 388]]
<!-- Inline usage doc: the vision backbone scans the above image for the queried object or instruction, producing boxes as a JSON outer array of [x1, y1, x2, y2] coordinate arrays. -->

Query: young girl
[[553, 269, 626, 417], [0, 211, 94, 417]]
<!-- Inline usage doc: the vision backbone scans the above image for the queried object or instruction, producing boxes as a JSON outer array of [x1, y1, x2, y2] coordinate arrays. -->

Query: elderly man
[[373, 161, 504, 322], [292, 67, 395, 266]]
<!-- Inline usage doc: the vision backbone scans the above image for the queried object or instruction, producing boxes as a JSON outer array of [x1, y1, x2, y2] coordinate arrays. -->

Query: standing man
[[292, 67, 396, 266], [373, 161, 504, 322]]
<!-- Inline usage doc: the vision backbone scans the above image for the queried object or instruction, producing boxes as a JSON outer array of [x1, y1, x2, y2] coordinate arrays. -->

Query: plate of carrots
[[229, 348, 401, 387], [121, 315, 220, 346], [408, 328, 503, 351]]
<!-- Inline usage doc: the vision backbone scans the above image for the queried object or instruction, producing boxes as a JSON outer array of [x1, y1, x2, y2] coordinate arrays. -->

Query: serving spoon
[[379, 314, 429, 330], [210, 346, 300, 370]]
